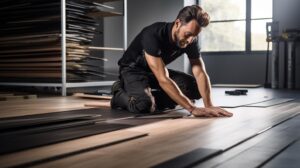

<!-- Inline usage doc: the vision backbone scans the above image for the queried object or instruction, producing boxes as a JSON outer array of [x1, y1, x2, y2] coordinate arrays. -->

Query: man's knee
[[130, 94, 155, 113]]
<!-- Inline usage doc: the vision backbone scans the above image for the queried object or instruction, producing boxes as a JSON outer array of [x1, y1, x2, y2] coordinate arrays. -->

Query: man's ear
[[175, 19, 181, 28]]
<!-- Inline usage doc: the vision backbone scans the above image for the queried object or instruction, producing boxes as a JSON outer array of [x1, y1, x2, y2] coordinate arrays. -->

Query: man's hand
[[191, 106, 233, 117]]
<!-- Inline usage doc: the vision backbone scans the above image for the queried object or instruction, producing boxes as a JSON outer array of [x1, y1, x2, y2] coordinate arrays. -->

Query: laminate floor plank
[[0, 131, 148, 168], [262, 140, 300, 168], [0, 122, 132, 155], [32, 103, 300, 168], [152, 148, 222, 168], [244, 98, 294, 107], [0, 89, 299, 168], [195, 96, 272, 108], [0, 97, 96, 118], [214, 135, 298, 168], [0, 113, 101, 131], [193, 114, 300, 168]]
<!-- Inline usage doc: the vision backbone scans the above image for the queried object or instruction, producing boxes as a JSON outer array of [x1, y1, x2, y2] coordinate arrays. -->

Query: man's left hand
[[207, 106, 233, 117]]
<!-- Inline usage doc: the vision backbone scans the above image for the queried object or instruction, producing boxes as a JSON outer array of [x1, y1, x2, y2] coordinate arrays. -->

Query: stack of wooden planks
[[0, 92, 37, 101], [0, 0, 121, 82]]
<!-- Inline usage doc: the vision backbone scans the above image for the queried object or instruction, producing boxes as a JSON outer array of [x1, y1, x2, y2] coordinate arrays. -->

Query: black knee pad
[[133, 95, 154, 113]]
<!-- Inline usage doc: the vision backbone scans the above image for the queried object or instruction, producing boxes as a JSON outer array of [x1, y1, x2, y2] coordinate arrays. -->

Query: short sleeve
[[185, 37, 201, 59], [141, 29, 161, 57]]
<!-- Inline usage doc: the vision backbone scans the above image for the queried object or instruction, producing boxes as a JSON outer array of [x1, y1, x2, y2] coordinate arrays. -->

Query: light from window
[[251, 19, 273, 51], [251, 0, 273, 19], [251, 0, 272, 51], [200, 0, 273, 52], [200, 0, 246, 52], [201, 0, 246, 21], [201, 21, 245, 52]]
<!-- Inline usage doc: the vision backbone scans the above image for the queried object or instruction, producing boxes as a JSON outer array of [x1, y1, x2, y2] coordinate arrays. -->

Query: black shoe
[[111, 80, 121, 95], [110, 88, 128, 110], [110, 80, 122, 109]]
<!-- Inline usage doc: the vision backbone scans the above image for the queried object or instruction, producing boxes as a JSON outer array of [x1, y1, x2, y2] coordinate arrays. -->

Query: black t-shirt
[[118, 22, 201, 71]]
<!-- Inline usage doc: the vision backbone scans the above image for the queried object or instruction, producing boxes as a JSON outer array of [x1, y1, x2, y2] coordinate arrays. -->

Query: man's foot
[[111, 80, 121, 95], [110, 80, 121, 109]]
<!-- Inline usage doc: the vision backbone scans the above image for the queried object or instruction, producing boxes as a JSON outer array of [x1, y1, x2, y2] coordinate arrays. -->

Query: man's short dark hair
[[176, 5, 210, 27]]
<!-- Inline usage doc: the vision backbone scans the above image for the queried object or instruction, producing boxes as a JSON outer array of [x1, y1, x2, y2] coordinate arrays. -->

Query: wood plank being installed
[[73, 93, 112, 100], [84, 101, 111, 108]]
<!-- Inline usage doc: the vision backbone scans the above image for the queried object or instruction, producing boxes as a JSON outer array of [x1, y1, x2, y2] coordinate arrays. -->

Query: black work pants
[[111, 66, 201, 113]]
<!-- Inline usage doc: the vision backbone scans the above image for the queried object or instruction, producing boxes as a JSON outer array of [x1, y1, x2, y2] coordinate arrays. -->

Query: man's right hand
[[191, 107, 233, 117]]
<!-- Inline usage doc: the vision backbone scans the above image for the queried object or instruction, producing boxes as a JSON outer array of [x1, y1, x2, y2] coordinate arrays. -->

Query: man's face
[[174, 19, 201, 48]]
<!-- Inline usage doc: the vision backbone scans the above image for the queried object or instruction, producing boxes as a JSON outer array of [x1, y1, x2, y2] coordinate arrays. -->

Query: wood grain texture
[[263, 140, 300, 168], [0, 130, 148, 168], [195, 114, 300, 168], [0, 89, 299, 168], [31, 102, 300, 168], [152, 148, 221, 168], [73, 93, 112, 100], [0, 96, 94, 118], [84, 101, 111, 108]]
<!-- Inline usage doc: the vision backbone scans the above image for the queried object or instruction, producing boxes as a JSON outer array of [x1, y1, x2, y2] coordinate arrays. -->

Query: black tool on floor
[[225, 89, 248, 95]]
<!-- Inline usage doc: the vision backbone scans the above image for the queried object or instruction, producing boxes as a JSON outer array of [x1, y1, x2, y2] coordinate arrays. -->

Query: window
[[200, 0, 272, 52], [200, 21, 246, 51], [251, 0, 273, 51]]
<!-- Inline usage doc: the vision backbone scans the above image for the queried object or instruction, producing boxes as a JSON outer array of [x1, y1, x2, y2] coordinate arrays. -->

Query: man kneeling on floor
[[110, 5, 233, 117]]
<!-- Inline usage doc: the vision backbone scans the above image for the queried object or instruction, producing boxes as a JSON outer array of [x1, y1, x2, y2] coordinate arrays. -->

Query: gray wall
[[272, 0, 300, 88], [127, 0, 184, 71], [103, 0, 184, 77], [202, 53, 266, 84], [103, 1, 124, 79], [273, 0, 300, 33]]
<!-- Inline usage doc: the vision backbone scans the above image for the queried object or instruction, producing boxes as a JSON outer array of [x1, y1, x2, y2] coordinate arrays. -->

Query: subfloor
[[0, 87, 300, 168]]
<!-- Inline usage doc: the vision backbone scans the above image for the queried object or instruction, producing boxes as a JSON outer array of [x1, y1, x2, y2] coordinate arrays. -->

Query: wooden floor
[[0, 88, 299, 168]]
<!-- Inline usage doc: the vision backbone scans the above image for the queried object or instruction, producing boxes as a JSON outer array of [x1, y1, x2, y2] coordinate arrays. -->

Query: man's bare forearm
[[159, 77, 195, 112], [196, 73, 213, 107]]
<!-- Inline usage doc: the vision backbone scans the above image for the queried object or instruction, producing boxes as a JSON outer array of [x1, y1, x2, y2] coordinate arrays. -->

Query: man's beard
[[175, 30, 187, 48]]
